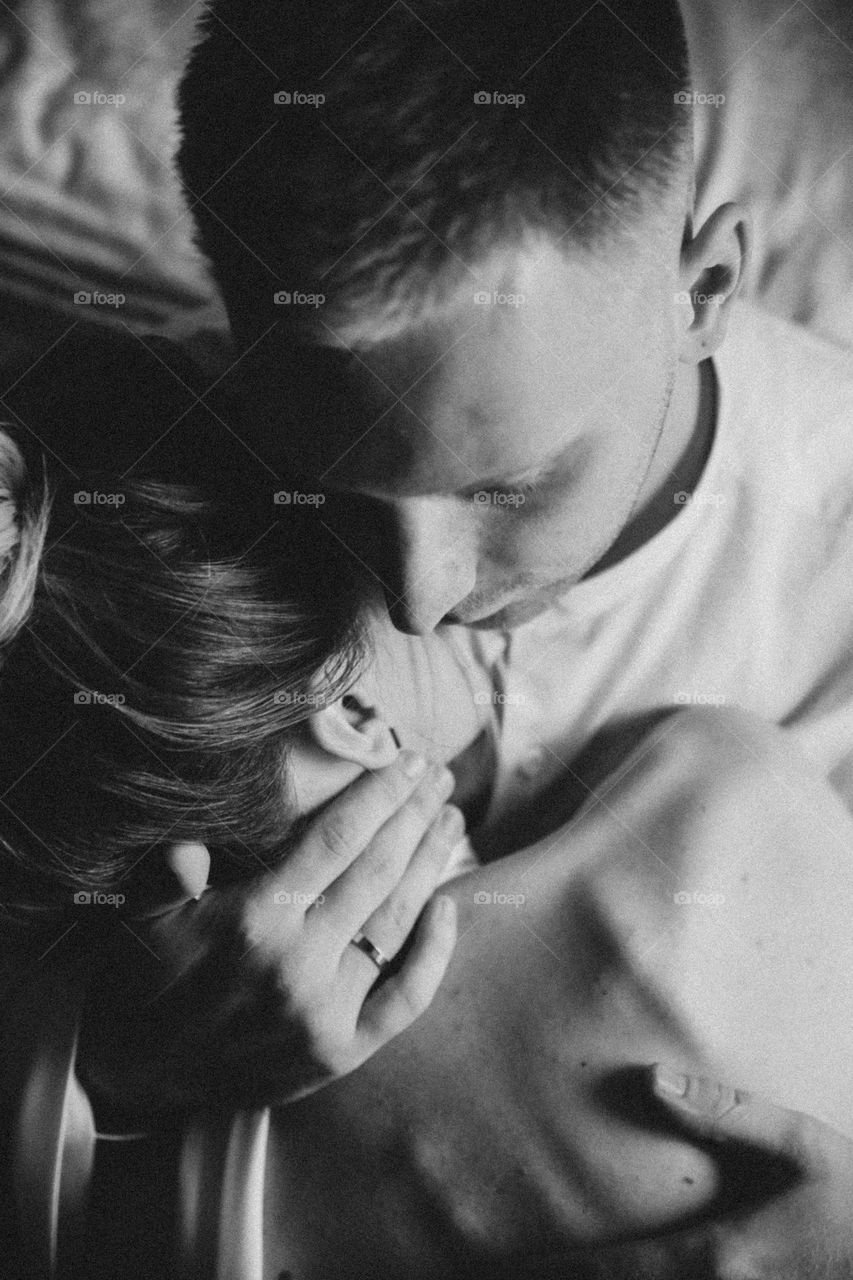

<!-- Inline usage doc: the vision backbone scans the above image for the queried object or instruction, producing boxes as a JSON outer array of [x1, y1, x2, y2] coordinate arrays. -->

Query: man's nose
[[386, 497, 477, 633]]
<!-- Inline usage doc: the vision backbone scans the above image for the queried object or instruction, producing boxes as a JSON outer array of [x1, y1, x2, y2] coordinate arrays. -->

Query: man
[[177, 0, 853, 840], [82, 0, 853, 1272]]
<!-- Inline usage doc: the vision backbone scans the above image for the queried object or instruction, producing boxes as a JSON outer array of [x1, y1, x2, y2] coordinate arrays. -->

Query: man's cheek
[[478, 501, 547, 570], [488, 491, 596, 570]]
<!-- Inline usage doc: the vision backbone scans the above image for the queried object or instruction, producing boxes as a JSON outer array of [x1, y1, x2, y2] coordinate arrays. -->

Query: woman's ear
[[308, 689, 399, 769], [677, 202, 751, 363]]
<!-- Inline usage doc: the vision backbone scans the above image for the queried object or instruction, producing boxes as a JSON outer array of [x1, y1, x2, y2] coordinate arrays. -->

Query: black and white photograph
[[1, 1, 853, 1276]]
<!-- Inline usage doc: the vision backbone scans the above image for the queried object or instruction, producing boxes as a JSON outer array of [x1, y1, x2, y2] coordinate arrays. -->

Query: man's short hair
[[179, 0, 692, 342]]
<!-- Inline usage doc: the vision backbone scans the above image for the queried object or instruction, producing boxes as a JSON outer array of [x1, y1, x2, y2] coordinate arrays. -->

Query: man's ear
[[677, 202, 751, 363], [308, 690, 399, 769]]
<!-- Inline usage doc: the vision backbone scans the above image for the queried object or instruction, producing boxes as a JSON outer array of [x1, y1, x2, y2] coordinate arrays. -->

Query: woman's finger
[[267, 750, 430, 899], [349, 804, 465, 964], [354, 894, 457, 1048], [317, 766, 454, 941]]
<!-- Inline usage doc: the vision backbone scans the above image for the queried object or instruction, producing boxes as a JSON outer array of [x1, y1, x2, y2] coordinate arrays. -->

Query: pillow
[[685, 0, 853, 351], [0, 0, 227, 359]]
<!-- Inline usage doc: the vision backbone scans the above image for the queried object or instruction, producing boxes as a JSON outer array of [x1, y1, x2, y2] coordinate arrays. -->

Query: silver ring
[[350, 930, 390, 972]]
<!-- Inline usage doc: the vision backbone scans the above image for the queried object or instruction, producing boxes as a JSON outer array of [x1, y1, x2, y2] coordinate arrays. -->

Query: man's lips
[[443, 602, 513, 627], [445, 579, 583, 629], [445, 598, 540, 628]]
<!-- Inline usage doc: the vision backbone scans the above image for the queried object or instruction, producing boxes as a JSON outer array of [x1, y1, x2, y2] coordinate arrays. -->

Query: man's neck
[[587, 358, 716, 576]]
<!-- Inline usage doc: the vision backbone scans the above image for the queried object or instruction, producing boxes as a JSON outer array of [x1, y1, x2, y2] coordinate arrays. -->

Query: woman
[[2, 390, 853, 1279], [0, 398, 496, 1278]]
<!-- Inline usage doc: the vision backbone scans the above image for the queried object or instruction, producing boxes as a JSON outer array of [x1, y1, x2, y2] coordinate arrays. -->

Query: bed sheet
[[1, 0, 853, 360]]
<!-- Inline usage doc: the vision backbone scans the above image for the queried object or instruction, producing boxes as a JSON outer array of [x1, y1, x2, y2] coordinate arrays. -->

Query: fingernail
[[400, 751, 428, 778], [653, 1064, 689, 1099], [435, 894, 455, 920], [433, 766, 455, 797], [439, 805, 464, 837]]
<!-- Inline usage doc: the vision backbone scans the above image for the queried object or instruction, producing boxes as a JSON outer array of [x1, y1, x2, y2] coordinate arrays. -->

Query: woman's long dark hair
[[0, 336, 369, 910]]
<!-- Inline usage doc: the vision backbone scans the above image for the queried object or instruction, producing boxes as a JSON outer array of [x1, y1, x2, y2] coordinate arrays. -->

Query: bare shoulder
[[563, 708, 853, 1139]]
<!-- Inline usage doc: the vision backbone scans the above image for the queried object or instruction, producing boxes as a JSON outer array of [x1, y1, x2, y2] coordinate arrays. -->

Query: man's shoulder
[[723, 301, 853, 418], [717, 302, 853, 515]]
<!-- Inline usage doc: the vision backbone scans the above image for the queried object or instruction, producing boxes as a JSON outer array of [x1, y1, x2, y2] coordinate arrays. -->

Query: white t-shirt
[[461, 301, 853, 829]]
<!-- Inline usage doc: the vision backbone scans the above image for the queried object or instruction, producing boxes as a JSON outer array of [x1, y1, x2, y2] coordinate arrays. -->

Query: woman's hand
[[78, 750, 462, 1112]]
